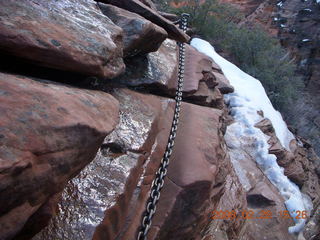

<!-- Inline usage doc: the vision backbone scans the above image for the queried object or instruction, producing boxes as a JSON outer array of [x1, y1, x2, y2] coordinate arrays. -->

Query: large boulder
[[34, 88, 170, 240], [114, 40, 230, 108], [35, 88, 230, 240], [115, 39, 179, 91], [95, 0, 190, 42], [0, 0, 125, 79], [0, 73, 119, 240], [98, 3, 167, 57]]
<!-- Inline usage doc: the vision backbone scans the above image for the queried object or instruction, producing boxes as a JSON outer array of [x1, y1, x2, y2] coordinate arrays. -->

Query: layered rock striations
[[0, 74, 119, 240], [0, 0, 319, 240]]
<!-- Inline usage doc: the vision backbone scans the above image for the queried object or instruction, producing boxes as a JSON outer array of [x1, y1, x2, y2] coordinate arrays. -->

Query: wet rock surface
[[92, 89, 229, 240], [115, 39, 179, 91], [114, 40, 230, 108], [35, 86, 231, 240], [98, 3, 167, 57], [35, 88, 171, 240], [0, 73, 119, 240], [0, 0, 125, 79], [1, 0, 319, 239]]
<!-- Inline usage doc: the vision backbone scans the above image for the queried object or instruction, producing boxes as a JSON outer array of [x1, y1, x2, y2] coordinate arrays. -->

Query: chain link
[[137, 13, 189, 240]]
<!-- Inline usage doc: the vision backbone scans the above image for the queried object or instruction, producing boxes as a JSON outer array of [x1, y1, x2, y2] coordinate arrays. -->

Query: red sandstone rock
[[213, 71, 235, 94], [95, 0, 190, 42], [203, 165, 247, 240], [0, 73, 119, 240], [159, 11, 179, 21], [115, 40, 230, 108], [0, 0, 125, 79], [85, 88, 229, 240], [98, 3, 168, 57]]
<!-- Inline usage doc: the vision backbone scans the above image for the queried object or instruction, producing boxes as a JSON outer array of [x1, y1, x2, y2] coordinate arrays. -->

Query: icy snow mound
[[190, 38, 294, 150], [225, 113, 312, 233], [191, 38, 312, 233]]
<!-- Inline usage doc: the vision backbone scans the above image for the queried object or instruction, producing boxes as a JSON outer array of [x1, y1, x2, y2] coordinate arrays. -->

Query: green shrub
[[161, 0, 302, 112]]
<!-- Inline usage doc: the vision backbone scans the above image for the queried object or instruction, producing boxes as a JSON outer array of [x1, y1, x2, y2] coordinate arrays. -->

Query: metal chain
[[136, 13, 190, 240]]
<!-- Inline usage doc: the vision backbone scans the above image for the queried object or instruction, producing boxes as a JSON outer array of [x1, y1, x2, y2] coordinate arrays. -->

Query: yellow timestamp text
[[211, 210, 308, 220]]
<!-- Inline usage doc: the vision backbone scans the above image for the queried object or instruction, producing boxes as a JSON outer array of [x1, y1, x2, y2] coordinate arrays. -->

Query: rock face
[[1, 0, 319, 240], [204, 165, 247, 240], [0, 73, 119, 240], [98, 3, 168, 57], [34, 87, 232, 240], [115, 39, 230, 108], [94, 0, 190, 42], [91, 89, 230, 240], [275, 0, 320, 157], [0, 0, 125, 79]]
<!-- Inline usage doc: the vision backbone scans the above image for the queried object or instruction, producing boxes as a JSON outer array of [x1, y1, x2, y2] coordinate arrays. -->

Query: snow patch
[[191, 38, 312, 233], [190, 38, 294, 150]]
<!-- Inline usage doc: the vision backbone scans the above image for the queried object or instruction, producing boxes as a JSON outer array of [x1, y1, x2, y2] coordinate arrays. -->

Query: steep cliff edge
[[0, 0, 319, 240], [219, 0, 320, 156]]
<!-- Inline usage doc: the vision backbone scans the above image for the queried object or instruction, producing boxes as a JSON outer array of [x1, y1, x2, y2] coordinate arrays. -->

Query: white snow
[[277, 1, 283, 7], [302, 8, 312, 12], [191, 38, 312, 233], [190, 38, 294, 150]]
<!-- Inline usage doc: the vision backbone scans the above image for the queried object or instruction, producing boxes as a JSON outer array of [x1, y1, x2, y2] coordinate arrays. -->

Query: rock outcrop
[[94, 0, 190, 42], [0, 73, 119, 240], [0, 0, 196, 238], [32, 36, 234, 240], [1, 0, 319, 239], [91, 89, 229, 240], [114, 39, 230, 108], [0, 0, 125, 79], [98, 3, 168, 57], [254, 118, 320, 237]]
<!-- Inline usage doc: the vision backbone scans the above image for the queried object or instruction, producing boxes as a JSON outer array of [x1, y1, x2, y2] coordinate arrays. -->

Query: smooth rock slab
[[0, 0, 125, 79], [35, 88, 173, 240], [91, 89, 229, 240], [0, 73, 119, 240]]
